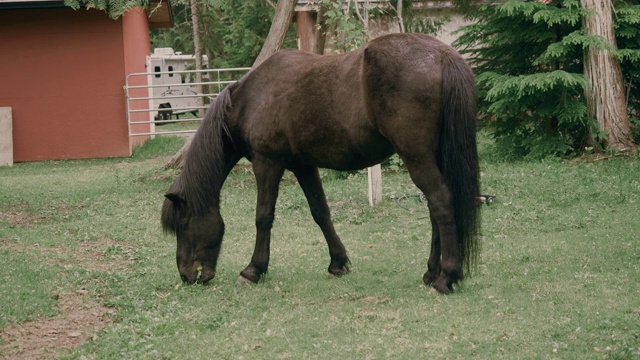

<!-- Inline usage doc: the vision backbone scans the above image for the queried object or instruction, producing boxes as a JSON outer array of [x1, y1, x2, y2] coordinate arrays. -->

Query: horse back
[[229, 48, 394, 170], [227, 33, 461, 170]]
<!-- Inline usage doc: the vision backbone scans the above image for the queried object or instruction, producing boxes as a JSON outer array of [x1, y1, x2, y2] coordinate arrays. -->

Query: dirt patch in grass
[[0, 204, 45, 227], [0, 238, 133, 358], [0, 290, 114, 359], [1, 238, 136, 274], [0, 238, 21, 249], [69, 239, 137, 273]]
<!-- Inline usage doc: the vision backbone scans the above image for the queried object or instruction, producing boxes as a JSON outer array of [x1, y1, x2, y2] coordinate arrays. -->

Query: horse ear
[[162, 191, 188, 230], [165, 192, 184, 204]]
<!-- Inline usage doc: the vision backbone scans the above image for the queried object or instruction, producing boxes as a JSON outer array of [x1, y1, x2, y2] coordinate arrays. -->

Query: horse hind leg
[[423, 205, 441, 286], [237, 156, 285, 285], [291, 165, 350, 277], [403, 157, 463, 294]]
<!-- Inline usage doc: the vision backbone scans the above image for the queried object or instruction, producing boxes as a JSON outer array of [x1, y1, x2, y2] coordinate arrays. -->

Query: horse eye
[[177, 218, 189, 231]]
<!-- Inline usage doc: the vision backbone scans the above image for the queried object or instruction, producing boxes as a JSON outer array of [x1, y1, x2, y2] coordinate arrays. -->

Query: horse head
[[162, 191, 224, 284]]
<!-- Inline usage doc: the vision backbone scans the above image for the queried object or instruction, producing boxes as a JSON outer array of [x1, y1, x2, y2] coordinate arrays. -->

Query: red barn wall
[[0, 7, 150, 162], [122, 7, 152, 149]]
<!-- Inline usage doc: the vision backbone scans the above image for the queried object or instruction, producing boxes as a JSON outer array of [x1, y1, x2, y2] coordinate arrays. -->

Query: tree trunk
[[164, 0, 296, 170], [191, 0, 204, 117], [581, 0, 637, 153], [252, 0, 296, 68], [163, 0, 205, 170], [397, 0, 405, 33]]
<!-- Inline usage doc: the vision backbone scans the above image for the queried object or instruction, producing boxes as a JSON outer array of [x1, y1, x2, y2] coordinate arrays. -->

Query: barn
[[0, 0, 172, 163]]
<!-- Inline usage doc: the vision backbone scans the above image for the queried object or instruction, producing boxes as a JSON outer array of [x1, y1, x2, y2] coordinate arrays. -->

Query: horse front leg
[[291, 165, 350, 276], [237, 157, 285, 285]]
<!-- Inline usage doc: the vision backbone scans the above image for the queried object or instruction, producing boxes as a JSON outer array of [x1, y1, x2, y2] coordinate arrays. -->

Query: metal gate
[[125, 67, 250, 137]]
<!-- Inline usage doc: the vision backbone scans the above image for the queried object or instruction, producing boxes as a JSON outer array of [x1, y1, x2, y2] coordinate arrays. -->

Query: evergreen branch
[[616, 49, 640, 63], [483, 71, 586, 102], [64, 0, 149, 18]]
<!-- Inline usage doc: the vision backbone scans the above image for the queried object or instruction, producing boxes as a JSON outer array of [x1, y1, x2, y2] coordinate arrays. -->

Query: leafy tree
[[318, 0, 452, 53], [150, 3, 193, 52], [151, 0, 296, 69], [162, 0, 297, 169], [455, 0, 640, 159], [253, 0, 297, 67], [319, 0, 376, 53]]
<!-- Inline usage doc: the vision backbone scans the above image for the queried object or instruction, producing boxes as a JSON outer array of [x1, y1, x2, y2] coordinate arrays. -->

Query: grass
[[0, 135, 639, 359], [154, 112, 202, 135]]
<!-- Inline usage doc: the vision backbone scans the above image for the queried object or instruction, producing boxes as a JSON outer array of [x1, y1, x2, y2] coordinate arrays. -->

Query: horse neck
[[179, 120, 232, 218]]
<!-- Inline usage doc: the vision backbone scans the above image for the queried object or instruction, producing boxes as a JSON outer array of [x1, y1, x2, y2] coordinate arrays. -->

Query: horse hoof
[[432, 282, 453, 295], [328, 266, 349, 277], [423, 271, 438, 286], [235, 275, 255, 286]]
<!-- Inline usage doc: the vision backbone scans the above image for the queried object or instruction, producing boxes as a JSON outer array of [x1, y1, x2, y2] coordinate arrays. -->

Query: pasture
[[0, 135, 638, 359]]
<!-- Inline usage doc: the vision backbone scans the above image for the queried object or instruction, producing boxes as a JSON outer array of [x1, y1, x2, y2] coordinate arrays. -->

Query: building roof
[[0, 0, 173, 28], [147, 0, 172, 28], [0, 0, 64, 8]]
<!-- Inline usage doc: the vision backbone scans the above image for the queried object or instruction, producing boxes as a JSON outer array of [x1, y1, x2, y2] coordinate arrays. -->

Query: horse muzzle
[[179, 264, 215, 285]]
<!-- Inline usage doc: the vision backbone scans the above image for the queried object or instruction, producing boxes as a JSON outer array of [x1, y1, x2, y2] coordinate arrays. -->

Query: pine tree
[[615, 1, 640, 145], [455, 0, 640, 159]]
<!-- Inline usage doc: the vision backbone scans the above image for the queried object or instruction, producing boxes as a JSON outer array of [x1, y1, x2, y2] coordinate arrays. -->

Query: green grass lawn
[[154, 112, 201, 134], [0, 135, 638, 359]]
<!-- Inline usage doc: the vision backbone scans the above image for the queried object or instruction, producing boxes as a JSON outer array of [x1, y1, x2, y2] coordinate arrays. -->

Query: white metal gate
[[125, 67, 250, 137]]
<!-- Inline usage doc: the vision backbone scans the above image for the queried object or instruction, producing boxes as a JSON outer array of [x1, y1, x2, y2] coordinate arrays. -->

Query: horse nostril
[[180, 274, 189, 283]]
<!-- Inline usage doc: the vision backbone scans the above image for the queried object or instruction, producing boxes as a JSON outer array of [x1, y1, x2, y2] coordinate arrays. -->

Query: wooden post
[[296, 11, 317, 52], [368, 164, 382, 206], [0, 107, 13, 166]]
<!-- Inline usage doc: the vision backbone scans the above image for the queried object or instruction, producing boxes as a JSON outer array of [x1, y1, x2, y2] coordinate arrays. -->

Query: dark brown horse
[[161, 33, 480, 294]]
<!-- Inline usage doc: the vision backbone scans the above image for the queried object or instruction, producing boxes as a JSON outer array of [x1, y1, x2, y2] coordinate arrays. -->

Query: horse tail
[[161, 84, 235, 234], [439, 52, 481, 273]]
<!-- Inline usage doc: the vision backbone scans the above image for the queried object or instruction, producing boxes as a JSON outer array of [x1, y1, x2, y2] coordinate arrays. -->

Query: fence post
[[0, 107, 13, 166], [368, 164, 382, 206]]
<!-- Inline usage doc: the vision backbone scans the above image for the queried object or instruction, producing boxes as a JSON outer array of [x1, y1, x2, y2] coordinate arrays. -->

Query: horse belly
[[291, 128, 395, 171]]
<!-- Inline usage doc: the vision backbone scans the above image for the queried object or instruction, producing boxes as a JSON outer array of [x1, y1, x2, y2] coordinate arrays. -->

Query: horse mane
[[161, 84, 235, 233]]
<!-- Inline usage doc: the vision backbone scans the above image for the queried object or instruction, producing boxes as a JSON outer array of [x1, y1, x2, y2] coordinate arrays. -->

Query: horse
[[161, 33, 480, 294]]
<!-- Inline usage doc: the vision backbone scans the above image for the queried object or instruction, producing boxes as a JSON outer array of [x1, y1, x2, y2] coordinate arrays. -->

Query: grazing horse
[[161, 33, 480, 294]]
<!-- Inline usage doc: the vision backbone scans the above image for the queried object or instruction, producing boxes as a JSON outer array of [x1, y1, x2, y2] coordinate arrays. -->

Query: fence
[[124, 67, 250, 137]]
